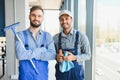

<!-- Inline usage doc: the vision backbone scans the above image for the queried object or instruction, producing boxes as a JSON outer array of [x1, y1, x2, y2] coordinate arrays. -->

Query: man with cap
[[54, 10, 91, 80]]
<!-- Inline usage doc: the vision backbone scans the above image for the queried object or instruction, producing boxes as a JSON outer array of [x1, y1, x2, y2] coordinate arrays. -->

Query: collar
[[61, 29, 74, 37], [28, 28, 42, 35]]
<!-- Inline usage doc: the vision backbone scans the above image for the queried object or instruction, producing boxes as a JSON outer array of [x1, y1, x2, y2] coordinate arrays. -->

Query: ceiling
[[29, 0, 63, 10]]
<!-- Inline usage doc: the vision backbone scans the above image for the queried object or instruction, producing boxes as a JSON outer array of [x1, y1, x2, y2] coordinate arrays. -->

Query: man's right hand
[[56, 54, 64, 62]]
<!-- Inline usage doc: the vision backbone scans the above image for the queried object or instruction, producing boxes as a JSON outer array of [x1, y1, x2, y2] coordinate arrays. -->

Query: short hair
[[30, 6, 44, 14]]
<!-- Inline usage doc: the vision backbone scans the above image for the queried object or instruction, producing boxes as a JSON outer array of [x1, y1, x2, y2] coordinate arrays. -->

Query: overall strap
[[75, 31, 79, 49], [41, 32, 46, 47], [74, 31, 79, 54], [23, 31, 29, 50], [58, 32, 62, 50], [23, 31, 46, 49]]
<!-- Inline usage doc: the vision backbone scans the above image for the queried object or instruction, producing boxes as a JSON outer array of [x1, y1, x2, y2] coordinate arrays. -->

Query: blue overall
[[55, 31, 84, 80], [19, 31, 48, 80]]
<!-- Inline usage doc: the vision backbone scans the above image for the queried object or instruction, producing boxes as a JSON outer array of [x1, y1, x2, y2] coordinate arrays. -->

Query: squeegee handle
[[4, 22, 39, 74], [4, 22, 20, 31]]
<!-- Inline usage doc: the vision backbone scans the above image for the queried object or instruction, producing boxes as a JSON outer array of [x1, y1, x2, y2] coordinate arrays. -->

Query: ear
[[71, 18, 73, 22], [70, 17, 73, 23]]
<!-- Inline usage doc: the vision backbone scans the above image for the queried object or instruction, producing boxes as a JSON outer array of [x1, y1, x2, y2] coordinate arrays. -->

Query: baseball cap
[[59, 10, 73, 18]]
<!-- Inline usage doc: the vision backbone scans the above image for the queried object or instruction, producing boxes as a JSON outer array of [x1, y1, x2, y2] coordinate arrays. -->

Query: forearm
[[76, 46, 91, 62], [16, 46, 41, 60], [35, 47, 56, 61], [34, 40, 56, 61]]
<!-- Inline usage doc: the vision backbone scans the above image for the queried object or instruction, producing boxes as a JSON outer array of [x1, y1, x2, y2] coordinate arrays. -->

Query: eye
[[31, 14, 36, 17], [38, 15, 42, 18], [66, 17, 70, 20]]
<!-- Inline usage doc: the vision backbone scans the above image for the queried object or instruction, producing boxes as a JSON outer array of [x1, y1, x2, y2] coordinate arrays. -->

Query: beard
[[30, 21, 41, 28]]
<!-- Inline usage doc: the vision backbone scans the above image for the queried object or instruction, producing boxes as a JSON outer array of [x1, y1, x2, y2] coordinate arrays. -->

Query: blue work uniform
[[54, 29, 91, 80], [15, 29, 56, 80]]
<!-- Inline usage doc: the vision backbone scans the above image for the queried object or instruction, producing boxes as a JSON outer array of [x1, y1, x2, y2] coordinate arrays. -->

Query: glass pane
[[94, 0, 120, 80], [78, 0, 86, 33]]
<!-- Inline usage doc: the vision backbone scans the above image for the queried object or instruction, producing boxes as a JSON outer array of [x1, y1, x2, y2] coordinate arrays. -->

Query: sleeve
[[76, 33, 91, 62]]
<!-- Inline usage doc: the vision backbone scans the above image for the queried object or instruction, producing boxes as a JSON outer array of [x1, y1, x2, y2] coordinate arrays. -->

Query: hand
[[56, 53, 64, 62], [63, 51, 77, 61]]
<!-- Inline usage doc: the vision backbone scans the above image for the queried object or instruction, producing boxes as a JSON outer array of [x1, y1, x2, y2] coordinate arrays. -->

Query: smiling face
[[29, 9, 44, 28], [59, 14, 72, 30]]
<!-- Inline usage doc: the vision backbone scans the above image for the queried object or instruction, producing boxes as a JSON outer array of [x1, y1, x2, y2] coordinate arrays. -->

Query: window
[[78, 0, 86, 33], [94, 0, 120, 80]]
